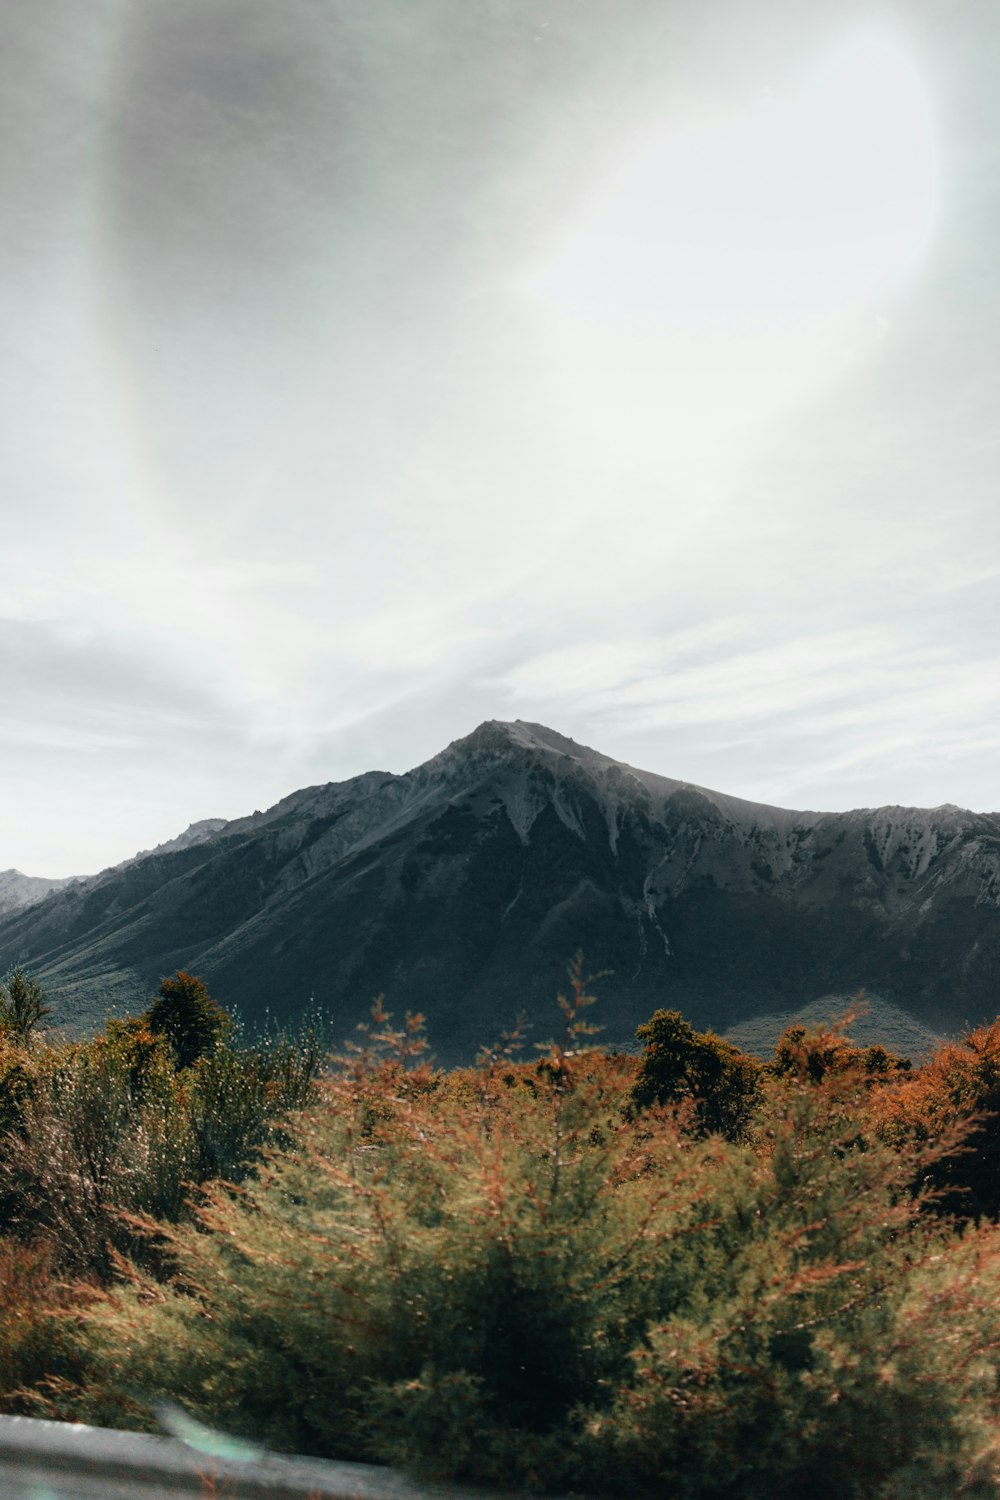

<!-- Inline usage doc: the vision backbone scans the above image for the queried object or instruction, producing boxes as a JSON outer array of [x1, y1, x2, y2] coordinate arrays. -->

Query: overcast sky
[[3, 0, 999, 875]]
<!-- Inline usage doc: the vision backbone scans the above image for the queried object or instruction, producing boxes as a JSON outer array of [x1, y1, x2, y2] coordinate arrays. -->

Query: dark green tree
[[143, 971, 231, 1070], [772, 1023, 911, 1083], [0, 965, 50, 1045], [631, 1008, 762, 1140]]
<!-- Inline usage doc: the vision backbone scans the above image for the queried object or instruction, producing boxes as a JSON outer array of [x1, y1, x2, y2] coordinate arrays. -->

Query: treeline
[[2, 963, 1000, 1497]]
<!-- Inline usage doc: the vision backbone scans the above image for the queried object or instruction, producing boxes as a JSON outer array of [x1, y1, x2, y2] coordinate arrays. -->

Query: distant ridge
[[0, 720, 997, 1059], [0, 819, 230, 921], [122, 818, 230, 867], [0, 868, 79, 918]]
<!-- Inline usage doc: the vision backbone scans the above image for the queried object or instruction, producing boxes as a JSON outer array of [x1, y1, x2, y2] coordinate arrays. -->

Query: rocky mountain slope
[[0, 869, 79, 917], [1, 720, 998, 1059], [0, 821, 229, 921], [123, 818, 231, 866]]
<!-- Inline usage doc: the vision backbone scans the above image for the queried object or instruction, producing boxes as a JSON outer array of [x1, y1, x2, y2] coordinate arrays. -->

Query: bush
[[871, 1017, 1000, 1220], [0, 1239, 99, 1416], [55, 1000, 1000, 1498], [0, 1024, 199, 1273], [0, 1010, 325, 1278], [631, 1008, 763, 1140], [583, 1058, 1000, 1500], [772, 1020, 911, 1084]]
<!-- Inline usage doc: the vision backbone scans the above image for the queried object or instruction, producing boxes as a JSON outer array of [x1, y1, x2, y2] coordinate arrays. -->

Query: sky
[[3, 0, 1000, 876]]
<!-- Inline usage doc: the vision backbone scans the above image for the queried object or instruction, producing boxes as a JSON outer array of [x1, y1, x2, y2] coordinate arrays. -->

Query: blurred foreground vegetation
[[2, 962, 1000, 1497]]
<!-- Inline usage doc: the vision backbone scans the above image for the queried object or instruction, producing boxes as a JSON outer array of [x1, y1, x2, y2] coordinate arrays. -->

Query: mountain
[[1, 720, 998, 1060], [120, 819, 231, 867], [0, 869, 79, 917], [0, 821, 228, 921]]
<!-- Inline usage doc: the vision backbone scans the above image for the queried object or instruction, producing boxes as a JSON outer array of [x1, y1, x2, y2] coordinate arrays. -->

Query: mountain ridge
[[1, 720, 998, 1058]]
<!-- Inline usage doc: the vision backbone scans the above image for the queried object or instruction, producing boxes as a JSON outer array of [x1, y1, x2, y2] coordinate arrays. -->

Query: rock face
[[1, 720, 998, 1059]]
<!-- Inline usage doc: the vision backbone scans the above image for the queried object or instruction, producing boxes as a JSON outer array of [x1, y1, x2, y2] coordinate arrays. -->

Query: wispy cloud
[[488, 628, 934, 725], [487, 625, 1000, 811]]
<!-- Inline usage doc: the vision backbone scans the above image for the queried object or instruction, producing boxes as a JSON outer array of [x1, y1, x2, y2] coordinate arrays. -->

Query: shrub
[[871, 1017, 1000, 1220], [0, 1010, 325, 1278], [582, 1058, 1000, 1499], [631, 1008, 763, 1140], [0, 1239, 98, 1415], [0, 1034, 34, 1137], [0, 1025, 200, 1273], [772, 1019, 911, 1084], [56, 999, 1000, 1498]]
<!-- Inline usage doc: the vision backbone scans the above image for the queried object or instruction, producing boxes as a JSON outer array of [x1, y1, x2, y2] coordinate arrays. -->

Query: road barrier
[[0, 1414, 533, 1500]]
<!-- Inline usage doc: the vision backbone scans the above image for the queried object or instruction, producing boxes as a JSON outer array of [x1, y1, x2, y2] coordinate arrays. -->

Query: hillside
[[1, 720, 998, 1059]]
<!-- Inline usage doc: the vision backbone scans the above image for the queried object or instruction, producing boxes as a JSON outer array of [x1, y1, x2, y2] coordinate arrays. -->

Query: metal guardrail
[[0, 1415, 533, 1500]]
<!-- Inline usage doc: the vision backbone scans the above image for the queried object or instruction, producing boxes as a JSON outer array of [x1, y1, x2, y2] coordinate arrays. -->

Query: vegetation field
[[1, 961, 1000, 1498]]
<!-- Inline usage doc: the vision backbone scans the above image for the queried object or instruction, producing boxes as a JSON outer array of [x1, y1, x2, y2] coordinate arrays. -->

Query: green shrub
[[0, 1240, 92, 1409], [631, 1008, 763, 1140], [772, 1019, 911, 1083], [5, 982, 1000, 1497], [0, 1035, 35, 1137], [581, 1061, 1000, 1499]]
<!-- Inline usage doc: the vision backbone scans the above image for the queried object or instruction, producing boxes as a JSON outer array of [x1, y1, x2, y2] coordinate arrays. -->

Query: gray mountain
[[1, 720, 997, 1059], [0, 821, 229, 923], [0, 869, 80, 918], [120, 819, 231, 868]]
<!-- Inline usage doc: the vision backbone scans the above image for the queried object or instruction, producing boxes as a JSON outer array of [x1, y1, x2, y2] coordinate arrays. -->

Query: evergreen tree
[[143, 971, 230, 1070], [631, 1008, 762, 1139], [0, 966, 50, 1045]]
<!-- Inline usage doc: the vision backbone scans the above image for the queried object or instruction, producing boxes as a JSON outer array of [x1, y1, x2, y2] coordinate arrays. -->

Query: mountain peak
[[452, 719, 603, 765]]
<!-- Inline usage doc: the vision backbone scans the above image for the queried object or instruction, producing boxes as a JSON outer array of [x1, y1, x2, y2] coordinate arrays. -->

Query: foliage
[[631, 1008, 763, 1140], [772, 1019, 912, 1084], [583, 1058, 1000, 1500], [0, 1010, 324, 1279], [0, 1239, 100, 1416], [0, 967, 50, 1046], [871, 1017, 1000, 1220], [46, 997, 1000, 1499], [142, 971, 231, 1070], [0, 1034, 34, 1136], [5, 974, 1000, 1495]]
